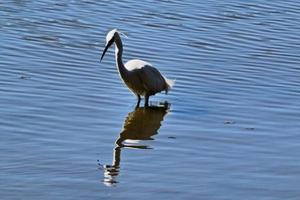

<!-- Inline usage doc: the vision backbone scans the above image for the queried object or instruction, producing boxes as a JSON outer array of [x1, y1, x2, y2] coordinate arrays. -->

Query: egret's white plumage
[[101, 29, 174, 107], [125, 59, 151, 70]]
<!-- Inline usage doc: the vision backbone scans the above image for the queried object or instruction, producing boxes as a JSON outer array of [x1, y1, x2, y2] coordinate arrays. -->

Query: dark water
[[1, 0, 300, 199]]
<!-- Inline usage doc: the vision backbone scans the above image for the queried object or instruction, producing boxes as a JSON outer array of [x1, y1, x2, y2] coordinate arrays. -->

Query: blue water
[[1, 0, 300, 199]]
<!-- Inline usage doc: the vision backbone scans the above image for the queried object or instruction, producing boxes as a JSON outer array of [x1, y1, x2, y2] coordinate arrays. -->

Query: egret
[[100, 29, 174, 107]]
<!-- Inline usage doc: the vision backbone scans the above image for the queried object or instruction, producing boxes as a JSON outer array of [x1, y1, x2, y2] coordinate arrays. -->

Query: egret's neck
[[114, 35, 127, 77]]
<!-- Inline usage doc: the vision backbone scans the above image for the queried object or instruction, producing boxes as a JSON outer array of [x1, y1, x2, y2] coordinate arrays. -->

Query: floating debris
[[19, 73, 30, 79], [224, 120, 236, 124], [97, 159, 104, 170]]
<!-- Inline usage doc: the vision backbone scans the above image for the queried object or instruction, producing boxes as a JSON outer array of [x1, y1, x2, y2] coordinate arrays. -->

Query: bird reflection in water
[[101, 102, 170, 186]]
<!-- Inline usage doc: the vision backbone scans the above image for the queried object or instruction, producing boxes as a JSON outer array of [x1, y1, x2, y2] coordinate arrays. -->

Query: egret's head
[[106, 29, 118, 44], [100, 29, 118, 62]]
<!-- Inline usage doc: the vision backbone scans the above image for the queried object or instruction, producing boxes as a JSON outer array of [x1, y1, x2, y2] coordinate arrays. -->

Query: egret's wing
[[136, 65, 167, 95]]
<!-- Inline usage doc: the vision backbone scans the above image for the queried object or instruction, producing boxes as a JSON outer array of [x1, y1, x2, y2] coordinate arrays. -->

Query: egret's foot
[[135, 95, 141, 109], [144, 95, 149, 107], [160, 101, 170, 108], [135, 102, 140, 109]]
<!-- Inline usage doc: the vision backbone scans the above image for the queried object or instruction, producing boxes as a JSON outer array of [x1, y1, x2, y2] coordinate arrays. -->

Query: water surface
[[1, 0, 300, 199]]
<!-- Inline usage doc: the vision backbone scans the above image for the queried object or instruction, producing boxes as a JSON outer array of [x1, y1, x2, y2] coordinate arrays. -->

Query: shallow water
[[1, 0, 300, 199]]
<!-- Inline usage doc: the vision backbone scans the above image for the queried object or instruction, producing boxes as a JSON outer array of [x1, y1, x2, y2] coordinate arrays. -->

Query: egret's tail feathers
[[164, 77, 175, 94], [166, 78, 175, 89]]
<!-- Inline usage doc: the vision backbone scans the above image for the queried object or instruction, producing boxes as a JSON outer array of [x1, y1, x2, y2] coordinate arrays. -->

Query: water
[[1, 0, 300, 199]]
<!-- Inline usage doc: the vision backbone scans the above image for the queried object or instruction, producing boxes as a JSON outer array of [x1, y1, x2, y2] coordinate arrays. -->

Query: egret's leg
[[136, 95, 141, 108], [144, 95, 149, 107]]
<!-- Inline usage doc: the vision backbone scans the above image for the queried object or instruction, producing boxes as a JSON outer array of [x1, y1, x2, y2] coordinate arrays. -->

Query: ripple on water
[[1, 0, 300, 199]]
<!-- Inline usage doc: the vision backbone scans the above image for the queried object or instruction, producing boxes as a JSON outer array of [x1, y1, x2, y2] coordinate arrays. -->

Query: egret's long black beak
[[100, 39, 114, 62]]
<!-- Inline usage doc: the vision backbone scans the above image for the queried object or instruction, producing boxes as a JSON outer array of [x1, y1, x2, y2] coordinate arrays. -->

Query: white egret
[[100, 29, 174, 107]]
